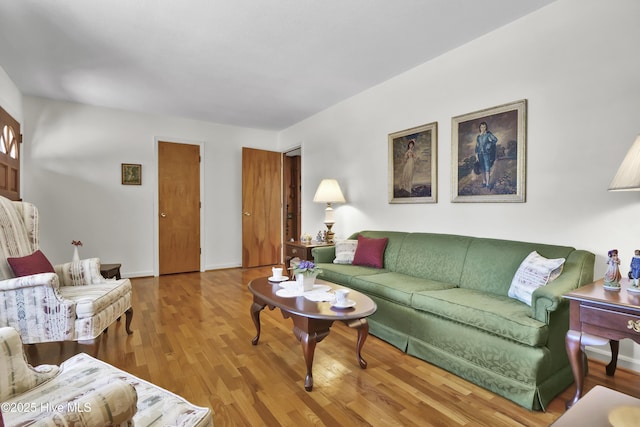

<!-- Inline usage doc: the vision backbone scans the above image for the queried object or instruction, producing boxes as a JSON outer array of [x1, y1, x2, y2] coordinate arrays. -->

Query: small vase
[[72, 246, 80, 263], [296, 273, 317, 292]]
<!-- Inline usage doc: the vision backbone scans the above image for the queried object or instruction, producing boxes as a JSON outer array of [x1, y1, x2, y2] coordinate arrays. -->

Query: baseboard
[[586, 346, 640, 373], [204, 263, 242, 271]]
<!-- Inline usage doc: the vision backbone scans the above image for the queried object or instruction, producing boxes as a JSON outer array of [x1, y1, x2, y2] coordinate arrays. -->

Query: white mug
[[272, 267, 283, 279], [335, 289, 350, 305]]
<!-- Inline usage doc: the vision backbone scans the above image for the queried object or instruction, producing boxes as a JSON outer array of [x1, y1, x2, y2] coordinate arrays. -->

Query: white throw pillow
[[333, 239, 358, 264], [508, 251, 566, 306]]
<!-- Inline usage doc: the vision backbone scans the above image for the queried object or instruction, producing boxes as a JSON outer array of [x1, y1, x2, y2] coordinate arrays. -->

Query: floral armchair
[[0, 196, 133, 345]]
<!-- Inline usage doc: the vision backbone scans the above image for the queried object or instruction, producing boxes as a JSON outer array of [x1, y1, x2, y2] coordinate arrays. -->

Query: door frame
[[153, 137, 206, 277]]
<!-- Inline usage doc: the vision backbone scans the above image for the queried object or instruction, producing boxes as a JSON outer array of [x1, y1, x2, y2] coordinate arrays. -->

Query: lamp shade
[[313, 179, 346, 203], [609, 135, 640, 191]]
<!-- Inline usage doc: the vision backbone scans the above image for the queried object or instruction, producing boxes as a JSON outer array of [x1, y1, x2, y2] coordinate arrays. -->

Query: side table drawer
[[580, 305, 640, 335], [286, 245, 306, 259]]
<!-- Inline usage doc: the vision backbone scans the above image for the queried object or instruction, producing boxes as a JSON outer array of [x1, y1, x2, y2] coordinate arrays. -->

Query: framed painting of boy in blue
[[388, 122, 438, 204], [451, 99, 527, 203]]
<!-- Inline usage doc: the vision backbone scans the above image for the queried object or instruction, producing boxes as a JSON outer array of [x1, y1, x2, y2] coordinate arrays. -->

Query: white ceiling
[[0, 0, 556, 130]]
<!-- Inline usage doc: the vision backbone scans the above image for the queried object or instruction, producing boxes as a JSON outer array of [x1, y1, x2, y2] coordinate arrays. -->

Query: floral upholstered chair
[[0, 327, 213, 427], [0, 195, 133, 345]]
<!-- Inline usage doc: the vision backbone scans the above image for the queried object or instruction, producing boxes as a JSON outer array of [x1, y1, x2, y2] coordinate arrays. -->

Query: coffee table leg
[[299, 330, 317, 391], [344, 318, 369, 369], [250, 301, 266, 345]]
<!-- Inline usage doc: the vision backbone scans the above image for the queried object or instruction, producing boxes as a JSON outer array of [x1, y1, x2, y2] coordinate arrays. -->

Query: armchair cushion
[[7, 250, 55, 277]]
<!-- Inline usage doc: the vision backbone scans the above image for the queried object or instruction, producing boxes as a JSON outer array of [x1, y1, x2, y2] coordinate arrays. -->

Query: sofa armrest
[[24, 379, 138, 427], [0, 275, 76, 344], [55, 258, 105, 286], [312, 246, 336, 263], [0, 272, 59, 291], [530, 249, 595, 323]]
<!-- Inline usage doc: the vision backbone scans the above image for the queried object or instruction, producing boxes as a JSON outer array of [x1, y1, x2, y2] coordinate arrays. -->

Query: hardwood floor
[[25, 267, 640, 426]]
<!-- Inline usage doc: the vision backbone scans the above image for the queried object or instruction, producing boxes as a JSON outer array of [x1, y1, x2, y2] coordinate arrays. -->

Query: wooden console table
[[564, 278, 640, 408]]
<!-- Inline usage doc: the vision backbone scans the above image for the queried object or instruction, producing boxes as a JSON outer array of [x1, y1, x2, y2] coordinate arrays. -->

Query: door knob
[[160, 212, 167, 218], [243, 211, 251, 216]]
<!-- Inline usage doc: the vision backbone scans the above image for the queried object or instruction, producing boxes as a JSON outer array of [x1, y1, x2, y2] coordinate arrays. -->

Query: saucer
[[332, 299, 356, 309], [628, 286, 640, 294], [603, 284, 621, 291], [268, 276, 289, 282]]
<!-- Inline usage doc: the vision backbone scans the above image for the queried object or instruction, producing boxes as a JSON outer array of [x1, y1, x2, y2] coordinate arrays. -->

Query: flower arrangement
[[292, 260, 322, 277], [71, 240, 83, 247]]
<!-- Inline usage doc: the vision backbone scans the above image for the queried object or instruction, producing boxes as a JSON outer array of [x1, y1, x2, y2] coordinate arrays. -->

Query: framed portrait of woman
[[388, 122, 437, 204], [451, 99, 527, 203]]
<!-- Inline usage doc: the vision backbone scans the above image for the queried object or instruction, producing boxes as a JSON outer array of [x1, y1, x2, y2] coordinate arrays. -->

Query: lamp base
[[325, 223, 335, 243]]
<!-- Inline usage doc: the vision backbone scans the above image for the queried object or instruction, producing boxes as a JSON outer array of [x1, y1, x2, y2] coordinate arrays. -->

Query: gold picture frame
[[121, 163, 142, 185], [388, 122, 438, 203], [451, 99, 527, 202]]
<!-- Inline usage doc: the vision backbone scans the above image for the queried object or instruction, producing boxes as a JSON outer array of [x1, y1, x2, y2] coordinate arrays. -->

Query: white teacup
[[334, 289, 350, 305], [272, 267, 283, 279]]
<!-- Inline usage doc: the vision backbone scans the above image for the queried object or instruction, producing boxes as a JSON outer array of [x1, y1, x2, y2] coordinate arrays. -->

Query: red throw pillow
[[7, 250, 55, 277], [352, 235, 388, 269]]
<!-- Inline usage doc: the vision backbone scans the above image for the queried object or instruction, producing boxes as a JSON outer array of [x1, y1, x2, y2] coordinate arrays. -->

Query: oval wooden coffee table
[[248, 276, 377, 391]]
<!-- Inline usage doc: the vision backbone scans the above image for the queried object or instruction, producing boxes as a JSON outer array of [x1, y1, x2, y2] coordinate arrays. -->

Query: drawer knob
[[627, 320, 640, 333]]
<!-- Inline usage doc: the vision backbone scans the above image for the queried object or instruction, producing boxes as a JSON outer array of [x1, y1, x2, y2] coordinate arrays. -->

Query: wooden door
[[158, 141, 200, 275], [242, 147, 282, 267]]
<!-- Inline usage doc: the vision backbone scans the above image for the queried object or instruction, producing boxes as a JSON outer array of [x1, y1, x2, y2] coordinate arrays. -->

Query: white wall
[[21, 96, 278, 276], [278, 0, 640, 370]]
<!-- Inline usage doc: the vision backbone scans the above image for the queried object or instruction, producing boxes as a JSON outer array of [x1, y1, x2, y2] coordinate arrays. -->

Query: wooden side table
[[284, 241, 334, 269], [563, 278, 640, 408], [100, 263, 122, 280]]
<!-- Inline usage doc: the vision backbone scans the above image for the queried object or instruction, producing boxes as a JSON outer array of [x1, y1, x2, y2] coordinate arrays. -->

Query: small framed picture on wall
[[122, 163, 142, 185]]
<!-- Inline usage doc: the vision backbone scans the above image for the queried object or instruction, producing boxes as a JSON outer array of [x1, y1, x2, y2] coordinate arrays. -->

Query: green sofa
[[312, 231, 595, 410]]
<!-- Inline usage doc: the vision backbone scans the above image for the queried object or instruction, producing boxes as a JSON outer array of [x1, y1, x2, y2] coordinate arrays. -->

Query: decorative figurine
[[604, 249, 622, 287], [630, 249, 640, 287], [317, 230, 324, 242]]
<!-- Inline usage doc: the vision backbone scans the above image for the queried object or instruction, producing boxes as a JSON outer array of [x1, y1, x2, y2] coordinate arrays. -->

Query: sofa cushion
[[459, 238, 574, 296], [352, 235, 388, 268], [411, 288, 549, 347], [7, 250, 55, 277], [333, 239, 358, 264], [394, 233, 472, 283], [350, 272, 457, 306], [317, 262, 385, 286], [508, 251, 566, 306]]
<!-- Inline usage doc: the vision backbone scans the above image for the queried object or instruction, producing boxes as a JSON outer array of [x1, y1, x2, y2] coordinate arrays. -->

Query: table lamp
[[313, 179, 346, 243], [609, 134, 640, 191]]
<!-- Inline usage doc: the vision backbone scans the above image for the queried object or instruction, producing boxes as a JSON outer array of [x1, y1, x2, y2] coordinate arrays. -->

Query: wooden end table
[[284, 241, 334, 269], [100, 263, 122, 280], [564, 278, 640, 408], [248, 277, 376, 391]]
